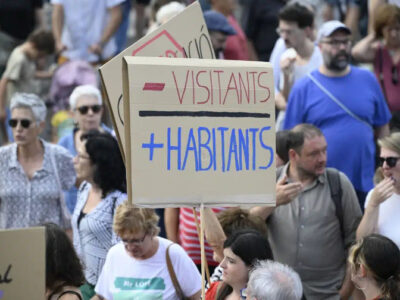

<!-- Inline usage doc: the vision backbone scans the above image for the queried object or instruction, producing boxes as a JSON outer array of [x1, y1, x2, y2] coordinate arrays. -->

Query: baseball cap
[[317, 20, 351, 43], [203, 10, 236, 36]]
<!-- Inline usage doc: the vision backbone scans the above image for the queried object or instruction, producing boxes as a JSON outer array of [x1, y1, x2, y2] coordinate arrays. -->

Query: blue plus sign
[[142, 133, 164, 161]]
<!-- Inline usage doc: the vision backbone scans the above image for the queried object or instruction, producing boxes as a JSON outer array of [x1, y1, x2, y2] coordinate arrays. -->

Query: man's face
[[319, 30, 352, 72], [210, 31, 228, 58], [277, 20, 307, 50], [294, 135, 327, 178]]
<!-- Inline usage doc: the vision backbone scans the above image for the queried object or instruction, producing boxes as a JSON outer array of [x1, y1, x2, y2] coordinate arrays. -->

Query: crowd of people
[[1, 0, 400, 299]]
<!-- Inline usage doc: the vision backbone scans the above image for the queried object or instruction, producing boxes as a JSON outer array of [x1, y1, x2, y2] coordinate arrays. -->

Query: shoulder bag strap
[[326, 168, 344, 240], [378, 45, 389, 102], [166, 244, 186, 300], [307, 73, 373, 131]]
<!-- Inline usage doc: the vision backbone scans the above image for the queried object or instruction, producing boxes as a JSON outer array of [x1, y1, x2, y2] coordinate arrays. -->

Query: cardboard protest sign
[[0, 227, 45, 299], [122, 57, 275, 207], [99, 2, 215, 159]]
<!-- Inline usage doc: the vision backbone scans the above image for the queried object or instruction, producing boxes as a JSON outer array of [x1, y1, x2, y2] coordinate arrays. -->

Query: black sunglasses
[[378, 156, 400, 168], [8, 118, 32, 129], [76, 104, 102, 115]]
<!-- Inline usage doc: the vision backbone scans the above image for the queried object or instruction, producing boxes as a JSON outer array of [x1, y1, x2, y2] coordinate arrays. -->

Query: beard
[[326, 50, 351, 71]]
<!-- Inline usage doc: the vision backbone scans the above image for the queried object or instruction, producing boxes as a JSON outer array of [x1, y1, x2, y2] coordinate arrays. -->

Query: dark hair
[[28, 29, 55, 54], [45, 223, 85, 296], [217, 229, 273, 300], [288, 123, 323, 154], [349, 234, 400, 300], [217, 208, 268, 238], [276, 130, 291, 164], [81, 130, 126, 197], [279, 3, 314, 28]]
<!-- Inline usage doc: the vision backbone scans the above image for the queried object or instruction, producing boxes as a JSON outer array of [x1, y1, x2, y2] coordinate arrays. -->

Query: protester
[[71, 131, 126, 300], [0, 29, 55, 143], [0, 93, 75, 229], [51, 0, 123, 64], [245, 260, 303, 300], [357, 132, 400, 248], [252, 124, 362, 299], [284, 20, 391, 207], [94, 201, 202, 300], [58, 85, 110, 213], [205, 229, 272, 300], [352, 4, 400, 130], [203, 10, 236, 59], [349, 234, 400, 300], [45, 223, 84, 300]]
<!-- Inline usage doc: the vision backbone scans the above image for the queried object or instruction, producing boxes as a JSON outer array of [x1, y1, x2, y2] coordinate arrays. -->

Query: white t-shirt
[[95, 237, 201, 300], [365, 191, 400, 248]]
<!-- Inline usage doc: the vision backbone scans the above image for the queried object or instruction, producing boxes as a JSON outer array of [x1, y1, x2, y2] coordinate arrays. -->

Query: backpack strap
[[326, 168, 344, 240], [166, 244, 186, 300]]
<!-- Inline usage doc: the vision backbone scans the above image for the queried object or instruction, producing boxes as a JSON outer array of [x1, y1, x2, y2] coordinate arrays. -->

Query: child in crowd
[[0, 29, 55, 143]]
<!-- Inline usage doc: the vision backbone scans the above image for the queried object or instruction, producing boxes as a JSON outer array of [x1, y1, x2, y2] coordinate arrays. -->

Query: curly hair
[[44, 223, 84, 295], [81, 130, 126, 197]]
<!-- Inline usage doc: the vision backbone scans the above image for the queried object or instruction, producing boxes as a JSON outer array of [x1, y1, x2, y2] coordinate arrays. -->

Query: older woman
[[58, 84, 111, 213], [94, 201, 202, 300], [352, 4, 400, 129], [71, 131, 126, 300], [348, 234, 400, 300], [0, 93, 75, 229], [357, 132, 400, 248]]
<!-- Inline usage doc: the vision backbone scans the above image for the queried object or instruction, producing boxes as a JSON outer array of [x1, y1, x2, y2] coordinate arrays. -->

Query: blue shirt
[[284, 66, 391, 192]]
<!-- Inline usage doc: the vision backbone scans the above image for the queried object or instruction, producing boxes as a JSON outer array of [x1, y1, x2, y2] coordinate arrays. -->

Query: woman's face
[[73, 95, 103, 132], [120, 230, 155, 260], [73, 141, 94, 182], [383, 21, 400, 48], [10, 107, 42, 146], [220, 247, 249, 288], [380, 147, 400, 187]]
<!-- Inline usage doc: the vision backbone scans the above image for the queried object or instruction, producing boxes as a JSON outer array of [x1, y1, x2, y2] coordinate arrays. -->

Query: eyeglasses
[[76, 104, 102, 115], [320, 39, 352, 48], [122, 233, 147, 245], [378, 156, 400, 168], [8, 118, 32, 129]]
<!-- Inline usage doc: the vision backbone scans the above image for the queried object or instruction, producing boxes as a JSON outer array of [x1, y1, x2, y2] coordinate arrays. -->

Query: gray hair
[[247, 260, 303, 300], [69, 84, 102, 110], [10, 93, 47, 122]]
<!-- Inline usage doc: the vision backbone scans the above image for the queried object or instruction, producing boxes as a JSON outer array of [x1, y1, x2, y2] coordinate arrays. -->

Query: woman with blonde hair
[[357, 132, 400, 248], [349, 234, 400, 300], [93, 201, 201, 300]]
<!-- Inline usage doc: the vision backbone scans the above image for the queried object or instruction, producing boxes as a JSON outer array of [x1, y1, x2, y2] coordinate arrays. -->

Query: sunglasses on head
[[8, 118, 32, 129], [378, 156, 400, 168], [76, 104, 102, 115]]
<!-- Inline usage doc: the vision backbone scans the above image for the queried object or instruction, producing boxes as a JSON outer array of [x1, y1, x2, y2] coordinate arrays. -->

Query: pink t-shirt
[[224, 15, 250, 61], [374, 46, 400, 112]]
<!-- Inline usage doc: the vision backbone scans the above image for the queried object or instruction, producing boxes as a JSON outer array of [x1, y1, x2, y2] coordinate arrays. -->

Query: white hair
[[10, 93, 47, 122], [156, 1, 186, 25], [69, 84, 102, 110], [247, 260, 303, 300]]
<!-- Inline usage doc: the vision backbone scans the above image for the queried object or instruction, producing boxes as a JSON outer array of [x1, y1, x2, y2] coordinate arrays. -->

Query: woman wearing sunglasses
[[71, 130, 126, 300], [0, 93, 76, 229], [348, 234, 400, 300], [205, 229, 272, 300], [357, 132, 400, 249], [58, 84, 111, 214]]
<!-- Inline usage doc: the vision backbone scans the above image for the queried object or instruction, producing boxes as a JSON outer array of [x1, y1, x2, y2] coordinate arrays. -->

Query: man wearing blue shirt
[[284, 20, 391, 208]]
